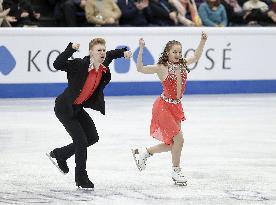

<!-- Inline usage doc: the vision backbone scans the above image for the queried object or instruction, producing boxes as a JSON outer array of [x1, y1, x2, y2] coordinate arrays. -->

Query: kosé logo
[[0, 46, 16, 75]]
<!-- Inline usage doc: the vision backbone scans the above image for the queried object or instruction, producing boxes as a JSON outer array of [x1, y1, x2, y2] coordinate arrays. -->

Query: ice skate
[[76, 171, 94, 191], [131, 148, 152, 171], [46, 150, 69, 175], [76, 181, 94, 191], [171, 167, 187, 186]]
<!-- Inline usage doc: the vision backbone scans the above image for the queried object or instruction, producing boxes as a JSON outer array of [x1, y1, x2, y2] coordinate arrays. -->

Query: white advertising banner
[[1, 27, 276, 84]]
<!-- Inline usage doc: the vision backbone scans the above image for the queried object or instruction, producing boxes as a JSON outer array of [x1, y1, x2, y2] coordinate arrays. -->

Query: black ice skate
[[46, 150, 69, 175], [76, 172, 94, 191]]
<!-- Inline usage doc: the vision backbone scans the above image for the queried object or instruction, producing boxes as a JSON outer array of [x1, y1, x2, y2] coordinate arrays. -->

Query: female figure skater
[[132, 32, 207, 185]]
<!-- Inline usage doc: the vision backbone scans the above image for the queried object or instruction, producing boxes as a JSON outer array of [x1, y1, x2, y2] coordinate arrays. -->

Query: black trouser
[[54, 97, 99, 180]]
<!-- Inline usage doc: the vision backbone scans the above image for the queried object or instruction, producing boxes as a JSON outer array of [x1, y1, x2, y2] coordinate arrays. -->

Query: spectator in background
[[273, 0, 276, 12], [48, 0, 87, 26], [221, 0, 246, 25], [243, 0, 276, 25], [47, 0, 61, 25], [262, 0, 273, 8], [117, 0, 149, 26], [193, 0, 205, 6], [62, 0, 87, 26], [238, 0, 273, 9], [2, 0, 40, 27], [170, 0, 202, 26], [85, 0, 121, 26], [0, 0, 12, 26], [146, 0, 179, 26], [198, 0, 228, 26]]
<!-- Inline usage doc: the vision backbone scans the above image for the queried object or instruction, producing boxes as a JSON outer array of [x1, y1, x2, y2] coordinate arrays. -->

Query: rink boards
[[0, 27, 276, 97]]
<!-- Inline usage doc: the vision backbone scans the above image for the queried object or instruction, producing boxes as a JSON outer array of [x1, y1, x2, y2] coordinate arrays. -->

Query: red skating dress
[[150, 63, 187, 145]]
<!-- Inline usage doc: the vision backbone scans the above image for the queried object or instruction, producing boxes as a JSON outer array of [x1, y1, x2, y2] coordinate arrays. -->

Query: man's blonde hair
[[89, 38, 106, 50]]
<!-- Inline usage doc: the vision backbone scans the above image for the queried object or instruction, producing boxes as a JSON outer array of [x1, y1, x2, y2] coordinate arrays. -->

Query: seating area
[[1, 0, 276, 27]]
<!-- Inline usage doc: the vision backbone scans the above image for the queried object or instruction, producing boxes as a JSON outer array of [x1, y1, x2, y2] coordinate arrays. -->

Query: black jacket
[[53, 42, 127, 115]]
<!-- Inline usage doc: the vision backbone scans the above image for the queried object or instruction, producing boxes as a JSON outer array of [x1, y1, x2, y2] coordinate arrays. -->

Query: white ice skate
[[131, 148, 152, 171], [171, 167, 187, 186]]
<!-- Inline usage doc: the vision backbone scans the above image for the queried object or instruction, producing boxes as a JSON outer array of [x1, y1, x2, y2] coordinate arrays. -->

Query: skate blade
[[45, 153, 66, 175], [131, 149, 142, 172], [77, 187, 94, 191], [172, 178, 187, 186]]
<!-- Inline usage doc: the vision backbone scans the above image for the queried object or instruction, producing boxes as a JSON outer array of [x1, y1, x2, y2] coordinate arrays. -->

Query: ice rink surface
[[0, 94, 275, 205]]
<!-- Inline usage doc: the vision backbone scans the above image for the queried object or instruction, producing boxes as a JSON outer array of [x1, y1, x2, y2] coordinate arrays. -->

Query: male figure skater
[[47, 38, 132, 190]]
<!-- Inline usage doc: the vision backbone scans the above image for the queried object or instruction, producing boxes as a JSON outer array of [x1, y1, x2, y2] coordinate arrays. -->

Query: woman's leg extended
[[147, 143, 172, 155]]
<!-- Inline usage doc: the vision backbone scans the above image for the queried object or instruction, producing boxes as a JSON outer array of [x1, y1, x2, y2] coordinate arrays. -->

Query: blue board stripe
[[0, 80, 276, 98]]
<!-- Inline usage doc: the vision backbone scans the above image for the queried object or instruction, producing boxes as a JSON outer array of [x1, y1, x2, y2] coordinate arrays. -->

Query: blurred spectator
[[221, 0, 246, 25], [47, 0, 61, 24], [262, 0, 272, 8], [0, 0, 11, 26], [146, 0, 178, 26], [273, 0, 276, 11], [2, 0, 40, 27], [198, 0, 228, 26], [239, 0, 272, 9], [55, 0, 87, 26], [243, 0, 276, 25], [194, 0, 205, 6], [170, 0, 202, 26], [85, 0, 121, 26], [117, 0, 149, 26]]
